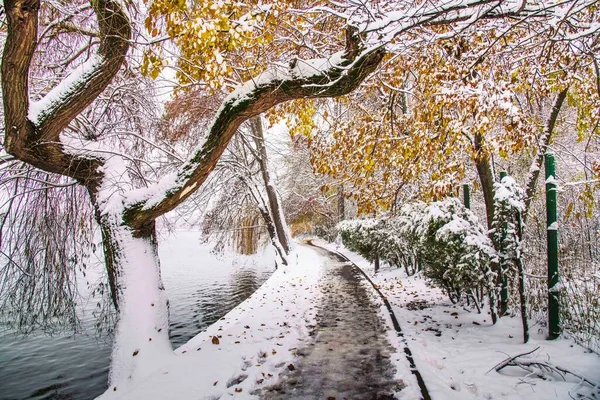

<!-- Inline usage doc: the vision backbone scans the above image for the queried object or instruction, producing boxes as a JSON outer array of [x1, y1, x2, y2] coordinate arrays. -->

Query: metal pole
[[463, 184, 471, 209], [499, 171, 508, 316], [545, 153, 560, 339]]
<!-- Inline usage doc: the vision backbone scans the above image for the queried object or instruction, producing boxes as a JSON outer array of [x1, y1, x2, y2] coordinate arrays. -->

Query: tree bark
[[249, 116, 292, 254], [523, 88, 568, 222], [472, 133, 500, 322], [1, 0, 130, 184], [473, 132, 496, 230]]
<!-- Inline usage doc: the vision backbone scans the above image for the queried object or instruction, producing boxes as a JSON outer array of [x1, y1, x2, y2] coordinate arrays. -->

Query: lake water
[[0, 231, 274, 400]]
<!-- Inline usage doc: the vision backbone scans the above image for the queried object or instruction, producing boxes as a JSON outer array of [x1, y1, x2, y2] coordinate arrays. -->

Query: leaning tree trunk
[[523, 88, 568, 222], [241, 177, 289, 266], [256, 203, 289, 266], [250, 116, 292, 254], [96, 211, 174, 391]]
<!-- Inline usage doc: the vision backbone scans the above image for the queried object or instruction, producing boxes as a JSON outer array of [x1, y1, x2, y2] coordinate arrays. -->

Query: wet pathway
[[262, 245, 405, 399]]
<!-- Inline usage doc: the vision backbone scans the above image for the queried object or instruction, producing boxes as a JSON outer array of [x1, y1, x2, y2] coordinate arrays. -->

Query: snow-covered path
[[98, 242, 421, 399], [262, 244, 404, 399], [327, 243, 600, 400]]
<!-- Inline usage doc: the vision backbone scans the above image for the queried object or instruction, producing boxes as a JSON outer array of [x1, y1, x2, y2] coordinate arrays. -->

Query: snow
[[98, 244, 328, 399], [92, 232, 598, 399], [105, 222, 174, 390], [28, 55, 105, 125], [494, 176, 525, 212], [59, 132, 133, 215], [122, 171, 180, 211], [327, 243, 600, 400], [546, 175, 559, 185], [549, 280, 565, 293], [292, 52, 345, 79], [529, 163, 540, 174]]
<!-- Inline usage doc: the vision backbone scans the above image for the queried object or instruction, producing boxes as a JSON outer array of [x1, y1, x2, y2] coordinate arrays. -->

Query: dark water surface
[[0, 231, 273, 400]]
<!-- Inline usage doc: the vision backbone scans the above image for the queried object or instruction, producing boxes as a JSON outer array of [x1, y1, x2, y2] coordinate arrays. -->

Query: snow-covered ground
[[97, 238, 599, 399], [99, 245, 328, 399], [323, 241, 600, 400]]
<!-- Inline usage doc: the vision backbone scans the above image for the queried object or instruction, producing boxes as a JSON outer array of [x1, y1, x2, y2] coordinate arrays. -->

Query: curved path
[[261, 244, 405, 399]]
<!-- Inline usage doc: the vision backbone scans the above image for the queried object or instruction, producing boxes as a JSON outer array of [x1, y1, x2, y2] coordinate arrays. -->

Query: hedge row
[[338, 198, 497, 300]]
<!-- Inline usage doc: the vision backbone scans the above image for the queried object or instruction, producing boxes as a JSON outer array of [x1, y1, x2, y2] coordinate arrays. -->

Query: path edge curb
[[307, 241, 432, 400]]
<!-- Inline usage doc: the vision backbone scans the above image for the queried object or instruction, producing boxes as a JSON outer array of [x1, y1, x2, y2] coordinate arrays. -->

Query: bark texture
[[523, 88, 568, 221], [1, 0, 131, 184], [472, 133, 499, 323], [473, 132, 496, 230], [249, 116, 292, 254]]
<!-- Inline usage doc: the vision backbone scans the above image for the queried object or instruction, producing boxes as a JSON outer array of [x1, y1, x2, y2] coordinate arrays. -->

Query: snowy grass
[[324, 241, 600, 400]]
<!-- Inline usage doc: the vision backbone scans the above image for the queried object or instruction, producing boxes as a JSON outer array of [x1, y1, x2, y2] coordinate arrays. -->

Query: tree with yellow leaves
[[2, 0, 597, 391]]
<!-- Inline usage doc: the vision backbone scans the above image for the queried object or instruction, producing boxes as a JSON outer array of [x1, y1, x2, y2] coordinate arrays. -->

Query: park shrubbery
[[338, 198, 497, 305]]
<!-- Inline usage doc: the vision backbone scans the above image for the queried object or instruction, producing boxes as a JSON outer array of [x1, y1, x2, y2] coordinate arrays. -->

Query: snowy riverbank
[[99, 245, 329, 399]]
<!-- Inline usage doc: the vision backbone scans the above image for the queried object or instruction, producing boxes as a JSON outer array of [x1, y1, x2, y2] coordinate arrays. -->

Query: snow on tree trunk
[[99, 215, 174, 391], [337, 183, 346, 222], [250, 116, 293, 254], [523, 87, 568, 222]]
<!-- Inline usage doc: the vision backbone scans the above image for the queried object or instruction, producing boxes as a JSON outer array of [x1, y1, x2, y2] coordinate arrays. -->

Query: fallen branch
[[502, 360, 599, 388], [489, 347, 599, 391], [487, 346, 540, 374]]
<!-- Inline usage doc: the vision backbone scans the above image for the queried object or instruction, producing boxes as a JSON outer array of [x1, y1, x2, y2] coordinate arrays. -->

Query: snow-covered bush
[[339, 198, 497, 302], [337, 218, 384, 264], [491, 176, 527, 321], [492, 176, 526, 267], [402, 199, 497, 301], [378, 219, 421, 275]]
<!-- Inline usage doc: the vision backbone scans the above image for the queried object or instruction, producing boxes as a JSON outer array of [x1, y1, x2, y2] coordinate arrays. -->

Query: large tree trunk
[[97, 212, 173, 390], [249, 116, 292, 254]]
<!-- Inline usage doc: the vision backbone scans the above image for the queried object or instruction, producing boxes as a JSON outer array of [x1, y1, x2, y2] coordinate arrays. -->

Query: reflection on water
[[0, 234, 273, 400], [170, 268, 271, 348]]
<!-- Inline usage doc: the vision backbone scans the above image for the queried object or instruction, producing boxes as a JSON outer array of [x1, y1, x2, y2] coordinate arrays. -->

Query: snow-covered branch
[[1, 0, 131, 182], [120, 41, 385, 231]]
